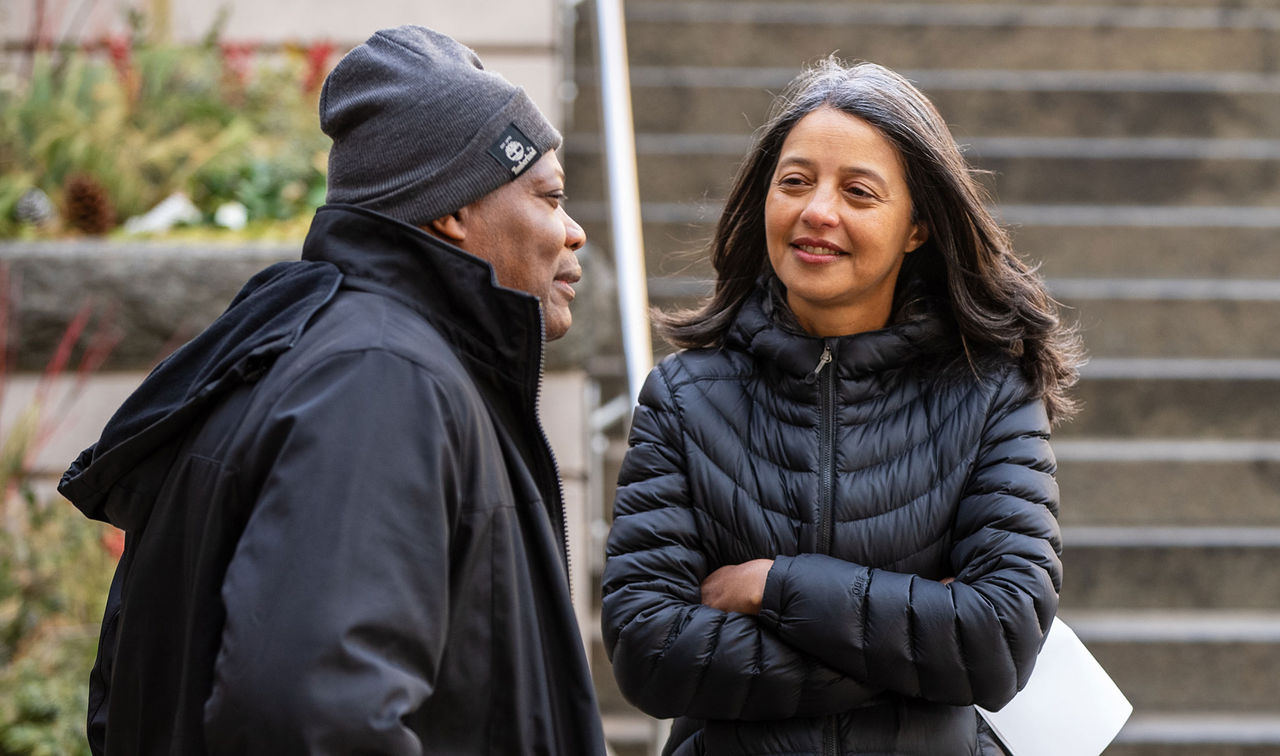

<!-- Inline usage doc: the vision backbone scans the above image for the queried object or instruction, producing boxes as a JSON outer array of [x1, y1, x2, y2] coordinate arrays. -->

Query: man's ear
[[426, 211, 467, 243]]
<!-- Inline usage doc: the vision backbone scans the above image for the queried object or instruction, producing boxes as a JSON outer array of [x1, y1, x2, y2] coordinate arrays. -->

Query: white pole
[[594, 0, 653, 407]]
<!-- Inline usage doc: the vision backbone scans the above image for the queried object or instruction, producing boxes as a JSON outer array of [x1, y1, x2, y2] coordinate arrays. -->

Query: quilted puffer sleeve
[[756, 367, 1062, 711], [601, 362, 882, 720]]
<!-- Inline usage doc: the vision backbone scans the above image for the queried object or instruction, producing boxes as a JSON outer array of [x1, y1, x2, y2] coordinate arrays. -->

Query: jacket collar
[[62, 206, 549, 524], [727, 279, 942, 382], [303, 204, 544, 387]]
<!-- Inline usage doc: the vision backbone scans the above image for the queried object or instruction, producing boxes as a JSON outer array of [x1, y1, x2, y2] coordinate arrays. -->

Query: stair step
[[981, 155, 1280, 207], [612, 6, 1278, 72], [626, 2, 1280, 29], [603, 711, 1280, 754], [570, 200, 1280, 232], [579, 65, 1280, 94], [602, 713, 663, 744], [1067, 609, 1280, 642], [568, 215, 1280, 284], [565, 150, 1280, 208], [1051, 279, 1280, 300], [1061, 527, 1280, 610], [1117, 712, 1280, 745], [603, 714, 1280, 755], [625, 0, 1280, 7], [1067, 612, 1280, 713], [1055, 441, 1280, 527], [573, 132, 1280, 161], [1065, 365, 1280, 439], [573, 73, 1280, 140], [1061, 296, 1280, 359]]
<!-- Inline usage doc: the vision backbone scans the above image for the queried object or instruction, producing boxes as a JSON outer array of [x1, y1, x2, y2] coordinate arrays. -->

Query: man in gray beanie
[[61, 25, 607, 755]]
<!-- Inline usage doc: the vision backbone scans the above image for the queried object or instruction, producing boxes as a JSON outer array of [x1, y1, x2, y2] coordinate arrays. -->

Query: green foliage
[[0, 23, 331, 238], [0, 480, 116, 756]]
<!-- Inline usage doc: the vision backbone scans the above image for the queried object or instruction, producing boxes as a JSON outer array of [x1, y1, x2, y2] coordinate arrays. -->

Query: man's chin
[[544, 312, 572, 342]]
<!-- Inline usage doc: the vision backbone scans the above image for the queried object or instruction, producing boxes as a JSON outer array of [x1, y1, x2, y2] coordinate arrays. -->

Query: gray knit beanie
[[320, 26, 561, 226]]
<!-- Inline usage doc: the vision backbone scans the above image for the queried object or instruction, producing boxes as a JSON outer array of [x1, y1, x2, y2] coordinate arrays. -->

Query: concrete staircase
[[567, 0, 1280, 754]]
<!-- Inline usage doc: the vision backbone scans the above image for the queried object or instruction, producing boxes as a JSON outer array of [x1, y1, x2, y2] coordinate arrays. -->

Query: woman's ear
[[905, 222, 929, 254], [426, 211, 466, 243]]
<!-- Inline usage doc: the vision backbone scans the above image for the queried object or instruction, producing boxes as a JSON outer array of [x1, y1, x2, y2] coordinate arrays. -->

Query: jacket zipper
[[816, 339, 837, 557], [532, 306, 573, 602], [815, 338, 840, 756]]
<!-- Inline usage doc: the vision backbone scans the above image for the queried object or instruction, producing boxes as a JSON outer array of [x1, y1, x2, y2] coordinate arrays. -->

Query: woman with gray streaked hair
[[601, 57, 1084, 755]]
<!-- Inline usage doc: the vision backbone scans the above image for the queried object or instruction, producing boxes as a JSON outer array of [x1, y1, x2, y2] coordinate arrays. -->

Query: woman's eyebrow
[[777, 156, 888, 186]]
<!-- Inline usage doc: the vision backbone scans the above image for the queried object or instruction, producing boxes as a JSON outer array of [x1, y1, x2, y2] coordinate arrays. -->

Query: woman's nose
[[799, 187, 839, 227]]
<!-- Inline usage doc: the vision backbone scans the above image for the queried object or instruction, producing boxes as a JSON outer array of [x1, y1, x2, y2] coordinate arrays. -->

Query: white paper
[[977, 619, 1132, 756]]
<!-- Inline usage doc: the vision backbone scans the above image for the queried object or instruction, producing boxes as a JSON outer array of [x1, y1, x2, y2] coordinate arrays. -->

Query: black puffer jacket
[[61, 205, 606, 755], [602, 286, 1062, 756]]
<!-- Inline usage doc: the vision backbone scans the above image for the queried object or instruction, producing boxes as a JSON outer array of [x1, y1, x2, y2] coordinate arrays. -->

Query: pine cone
[[64, 174, 116, 235]]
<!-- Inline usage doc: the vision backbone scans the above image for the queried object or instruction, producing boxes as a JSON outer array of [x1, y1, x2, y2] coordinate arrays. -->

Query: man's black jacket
[[60, 204, 606, 755]]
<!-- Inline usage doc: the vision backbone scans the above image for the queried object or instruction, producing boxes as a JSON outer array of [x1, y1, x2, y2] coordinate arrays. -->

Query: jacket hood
[[60, 204, 548, 527], [59, 260, 343, 524]]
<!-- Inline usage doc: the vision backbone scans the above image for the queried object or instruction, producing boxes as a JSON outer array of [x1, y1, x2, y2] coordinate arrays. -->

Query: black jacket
[[602, 287, 1061, 756], [61, 205, 606, 755]]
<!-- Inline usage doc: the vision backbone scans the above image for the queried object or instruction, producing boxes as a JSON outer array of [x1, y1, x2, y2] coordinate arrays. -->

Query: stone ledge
[[0, 239, 616, 373]]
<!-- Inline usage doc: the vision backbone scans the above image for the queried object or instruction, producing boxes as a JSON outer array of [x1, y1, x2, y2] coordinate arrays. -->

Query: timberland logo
[[488, 123, 540, 177]]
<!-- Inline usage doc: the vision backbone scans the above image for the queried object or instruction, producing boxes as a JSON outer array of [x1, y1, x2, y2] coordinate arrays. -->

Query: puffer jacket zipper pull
[[805, 343, 833, 384]]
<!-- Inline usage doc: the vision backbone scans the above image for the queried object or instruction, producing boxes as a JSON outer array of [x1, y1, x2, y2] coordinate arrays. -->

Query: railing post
[[594, 0, 652, 408]]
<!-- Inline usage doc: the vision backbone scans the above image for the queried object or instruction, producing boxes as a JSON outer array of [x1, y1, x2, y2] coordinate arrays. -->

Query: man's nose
[[563, 210, 586, 251]]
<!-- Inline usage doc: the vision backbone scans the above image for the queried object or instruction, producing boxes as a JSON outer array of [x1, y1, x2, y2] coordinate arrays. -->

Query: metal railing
[[592, 0, 653, 407]]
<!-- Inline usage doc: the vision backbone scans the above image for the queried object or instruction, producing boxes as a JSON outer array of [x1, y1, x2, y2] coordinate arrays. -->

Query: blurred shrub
[[0, 15, 332, 239], [0, 487, 114, 756], [0, 266, 121, 755]]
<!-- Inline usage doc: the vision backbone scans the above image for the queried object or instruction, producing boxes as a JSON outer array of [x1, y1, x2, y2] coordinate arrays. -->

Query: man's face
[[454, 150, 585, 341]]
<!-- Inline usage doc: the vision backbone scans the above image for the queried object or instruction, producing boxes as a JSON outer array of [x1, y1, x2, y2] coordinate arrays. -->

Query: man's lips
[[553, 269, 581, 298]]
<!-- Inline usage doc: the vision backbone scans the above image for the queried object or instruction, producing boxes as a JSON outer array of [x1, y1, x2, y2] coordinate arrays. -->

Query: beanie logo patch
[[488, 123, 540, 178]]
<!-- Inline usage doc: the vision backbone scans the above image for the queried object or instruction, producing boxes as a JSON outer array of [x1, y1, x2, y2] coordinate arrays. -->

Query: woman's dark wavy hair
[[655, 57, 1084, 423]]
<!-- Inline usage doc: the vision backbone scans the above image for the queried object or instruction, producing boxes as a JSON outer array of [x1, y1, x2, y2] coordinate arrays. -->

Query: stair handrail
[[594, 0, 653, 408]]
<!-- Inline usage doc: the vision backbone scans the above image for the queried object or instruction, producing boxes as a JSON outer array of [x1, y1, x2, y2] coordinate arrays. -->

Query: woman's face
[[765, 106, 928, 337]]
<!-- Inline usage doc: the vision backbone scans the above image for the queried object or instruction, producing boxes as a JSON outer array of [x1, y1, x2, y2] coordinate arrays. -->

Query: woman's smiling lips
[[791, 237, 847, 263]]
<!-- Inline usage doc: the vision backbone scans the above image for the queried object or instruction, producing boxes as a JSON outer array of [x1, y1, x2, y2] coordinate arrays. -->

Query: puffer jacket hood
[[727, 278, 946, 385]]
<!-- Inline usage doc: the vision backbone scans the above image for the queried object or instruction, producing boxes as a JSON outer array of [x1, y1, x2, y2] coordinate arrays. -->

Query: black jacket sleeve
[[203, 349, 466, 754], [602, 364, 884, 721], [756, 368, 1063, 710]]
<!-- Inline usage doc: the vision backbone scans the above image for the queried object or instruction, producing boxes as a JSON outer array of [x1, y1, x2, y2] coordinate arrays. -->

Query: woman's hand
[[700, 559, 775, 615]]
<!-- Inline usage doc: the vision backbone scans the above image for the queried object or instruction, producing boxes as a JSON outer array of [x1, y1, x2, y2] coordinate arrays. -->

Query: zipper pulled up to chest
[[815, 339, 838, 557]]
